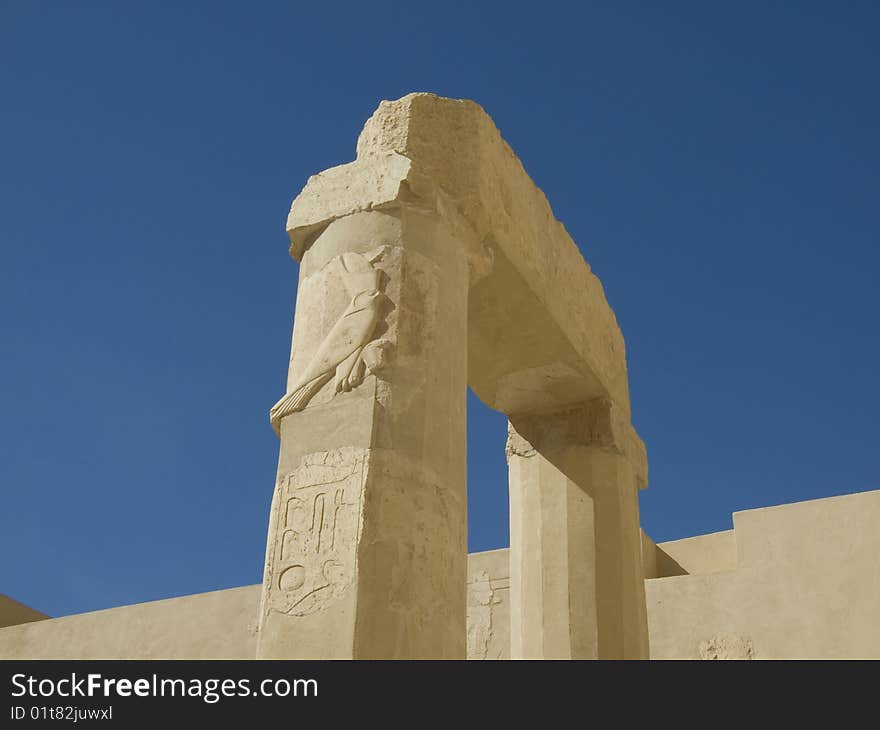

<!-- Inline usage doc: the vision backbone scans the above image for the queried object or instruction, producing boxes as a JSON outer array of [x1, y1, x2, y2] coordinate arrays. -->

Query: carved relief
[[267, 448, 365, 617], [270, 249, 392, 433]]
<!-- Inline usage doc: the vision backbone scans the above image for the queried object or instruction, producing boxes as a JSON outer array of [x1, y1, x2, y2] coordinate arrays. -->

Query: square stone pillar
[[257, 207, 469, 658], [508, 400, 649, 659]]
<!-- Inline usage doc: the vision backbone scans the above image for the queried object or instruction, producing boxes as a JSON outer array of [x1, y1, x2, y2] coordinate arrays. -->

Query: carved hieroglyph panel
[[268, 448, 365, 617]]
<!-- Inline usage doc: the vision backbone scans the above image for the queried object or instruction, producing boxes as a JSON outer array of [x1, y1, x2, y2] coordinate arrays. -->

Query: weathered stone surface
[[698, 634, 753, 660], [264, 448, 365, 619], [259, 206, 469, 659]]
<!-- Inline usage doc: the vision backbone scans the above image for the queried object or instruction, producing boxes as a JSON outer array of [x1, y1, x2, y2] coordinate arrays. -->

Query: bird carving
[[269, 250, 390, 434]]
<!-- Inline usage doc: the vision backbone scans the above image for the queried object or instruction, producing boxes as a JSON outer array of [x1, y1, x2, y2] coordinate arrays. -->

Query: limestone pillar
[[257, 205, 469, 658], [508, 399, 649, 659]]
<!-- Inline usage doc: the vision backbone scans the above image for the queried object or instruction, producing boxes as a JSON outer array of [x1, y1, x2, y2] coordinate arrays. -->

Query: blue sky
[[2, 2, 877, 618]]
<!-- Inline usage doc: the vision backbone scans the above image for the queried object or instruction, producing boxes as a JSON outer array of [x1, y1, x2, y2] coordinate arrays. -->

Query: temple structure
[[2, 95, 877, 660]]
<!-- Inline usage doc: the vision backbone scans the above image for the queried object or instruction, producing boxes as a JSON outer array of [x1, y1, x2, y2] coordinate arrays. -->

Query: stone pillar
[[257, 205, 469, 658], [507, 399, 649, 659]]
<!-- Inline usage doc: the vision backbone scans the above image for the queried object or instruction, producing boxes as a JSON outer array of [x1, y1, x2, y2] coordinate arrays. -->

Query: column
[[257, 206, 469, 658], [508, 399, 649, 659]]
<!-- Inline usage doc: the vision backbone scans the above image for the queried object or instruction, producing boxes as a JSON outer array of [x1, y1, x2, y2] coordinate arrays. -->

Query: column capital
[[285, 152, 492, 285], [508, 398, 648, 489]]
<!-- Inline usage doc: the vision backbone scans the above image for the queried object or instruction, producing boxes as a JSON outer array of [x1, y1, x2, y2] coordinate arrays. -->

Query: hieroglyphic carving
[[267, 448, 365, 617], [270, 249, 392, 433]]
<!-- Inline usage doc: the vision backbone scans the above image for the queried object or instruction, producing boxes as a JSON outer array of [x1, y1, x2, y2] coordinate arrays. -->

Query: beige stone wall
[[641, 530, 736, 579], [6, 489, 877, 659], [654, 530, 737, 576], [647, 489, 880, 659], [482, 488, 880, 659], [0, 586, 259, 659], [0, 554, 510, 660]]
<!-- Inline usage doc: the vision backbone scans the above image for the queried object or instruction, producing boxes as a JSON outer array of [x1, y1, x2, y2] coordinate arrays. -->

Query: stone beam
[[287, 93, 634, 421]]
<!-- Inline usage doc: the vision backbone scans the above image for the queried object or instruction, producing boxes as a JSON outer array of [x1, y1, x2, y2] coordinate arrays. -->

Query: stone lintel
[[286, 93, 633, 419]]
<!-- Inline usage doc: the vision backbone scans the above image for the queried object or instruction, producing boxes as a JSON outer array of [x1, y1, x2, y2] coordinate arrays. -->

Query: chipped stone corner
[[505, 422, 536, 462]]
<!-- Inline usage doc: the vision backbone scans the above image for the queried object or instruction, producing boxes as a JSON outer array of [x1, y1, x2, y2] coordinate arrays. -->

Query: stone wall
[[646, 488, 880, 659], [0, 586, 259, 659], [3, 488, 878, 659], [0, 554, 510, 660]]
